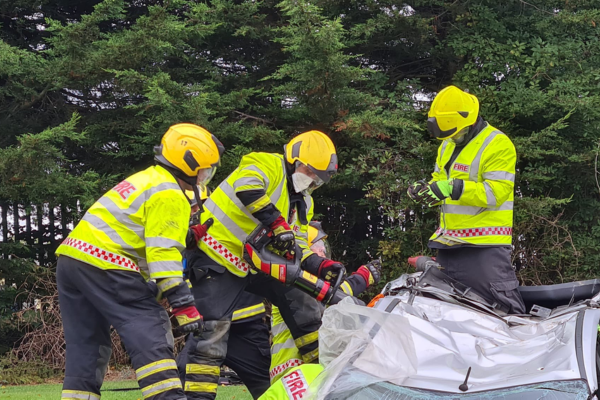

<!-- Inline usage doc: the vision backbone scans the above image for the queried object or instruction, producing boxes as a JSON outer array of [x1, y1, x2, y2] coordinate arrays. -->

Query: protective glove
[[317, 259, 346, 282], [269, 215, 295, 252], [352, 259, 382, 287], [186, 218, 214, 249], [172, 305, 203, 334], [418, 179, 463, 207], [407, 180, 428, 202]]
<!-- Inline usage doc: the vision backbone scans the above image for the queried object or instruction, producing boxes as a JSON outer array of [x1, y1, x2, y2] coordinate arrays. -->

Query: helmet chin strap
[[191, 183, 203, 213], [160, 163, 204, 212], [285, 160, 298, 192]]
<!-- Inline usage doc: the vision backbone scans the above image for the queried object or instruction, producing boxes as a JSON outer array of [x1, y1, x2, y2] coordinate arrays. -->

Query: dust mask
[[292, 172, 314, 193]]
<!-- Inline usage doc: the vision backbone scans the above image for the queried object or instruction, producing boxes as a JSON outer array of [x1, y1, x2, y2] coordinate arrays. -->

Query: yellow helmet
[[308, 221, 328, 245], [154, 123, 225, 184], [308, 221, 331, 259], [427, 86, 479, 140], [285, 130, 338, 184]]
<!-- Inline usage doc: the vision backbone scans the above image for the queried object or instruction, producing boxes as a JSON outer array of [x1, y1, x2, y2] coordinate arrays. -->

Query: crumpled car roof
[[307, 271, 600, 399]]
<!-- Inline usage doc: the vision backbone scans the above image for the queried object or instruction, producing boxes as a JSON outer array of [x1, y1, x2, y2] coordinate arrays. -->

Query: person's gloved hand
[[353, 259, 382, 287], [172, 305, 203, 334], [317, 259, 346, 282], [418, 179, 463, 207], [186, 218, 214, 249], [269, 215, 295, 252], [407, 180, 428, 202]]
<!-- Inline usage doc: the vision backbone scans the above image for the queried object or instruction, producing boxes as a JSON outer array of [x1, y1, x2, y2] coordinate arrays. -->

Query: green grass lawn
[[0, 380, 253, 399]]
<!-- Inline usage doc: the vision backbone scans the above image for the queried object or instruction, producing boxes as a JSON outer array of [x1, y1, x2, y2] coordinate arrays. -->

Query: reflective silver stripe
[[271, 321, 289, 337], [341, 281, 353, 296], [296, 237, 308, 246], [100, 181, 182, 231], [220, 180, 258, 222], [136, 359, 177, 380], [483, 170, 515, 182], [240, 165, 270, 187], [436, 141, 450, 175], [296, 229, 308, 239], [304, 194, 313, 214], [204, 195, 249, 241], [233, 176, 264, 190], [146, 236, 184, 251], [148, 260, 183, 272], [484, 181, 497, 207], [442, 201, 513, 215], [270, 179, 285, 206], [61, 390, 101, 400], [127, 182, 183, 213], [96, 197, 145, 239], [272, 337, 297, 354], [81, 213, 140, 260], [232, 303, 266, 321], [269, 157, 287, 205], [470, 130, 502, 181], [141, 378, 182, 398], [439, 140, 449, 160], [157, 277, 183, 293]]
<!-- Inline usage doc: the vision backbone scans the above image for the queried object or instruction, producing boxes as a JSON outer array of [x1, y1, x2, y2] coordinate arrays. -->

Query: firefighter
[[269, 222, 381, 383], [180, 130, 343, 399], [180, 191, 271, 399], [55, 123, 223, 400], [181, 218, 378, 398], [258, 364, 323, 400], [407, 86, 525, 314]]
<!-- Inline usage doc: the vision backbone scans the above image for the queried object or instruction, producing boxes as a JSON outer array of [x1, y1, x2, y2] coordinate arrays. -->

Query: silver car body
[[309, 270, 600, 399]]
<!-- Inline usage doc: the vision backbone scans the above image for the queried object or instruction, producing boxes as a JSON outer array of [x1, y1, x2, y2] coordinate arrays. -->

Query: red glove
[[172, 305, 203, 334], [317, 259, 346, 282], [186, 218, 214, 249], [269, 215, 295, 252], [353, 259, 382, 287]]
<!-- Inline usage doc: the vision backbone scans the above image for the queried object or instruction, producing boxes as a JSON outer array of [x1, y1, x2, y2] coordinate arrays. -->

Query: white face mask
[[292, 172, 314, 193]]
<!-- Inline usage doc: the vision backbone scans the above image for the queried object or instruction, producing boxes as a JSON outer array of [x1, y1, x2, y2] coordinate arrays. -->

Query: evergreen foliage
[[2, 0, 600, 355]]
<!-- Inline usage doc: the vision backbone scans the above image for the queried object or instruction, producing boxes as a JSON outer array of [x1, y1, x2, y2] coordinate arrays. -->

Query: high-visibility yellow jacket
[[269, 305, 306, 384], [199, 152, 314, 277], [56, 165, 189, 280], [268, 274, 367, 383], [259, 364, 323, 400], [430, 123, 516, 246]]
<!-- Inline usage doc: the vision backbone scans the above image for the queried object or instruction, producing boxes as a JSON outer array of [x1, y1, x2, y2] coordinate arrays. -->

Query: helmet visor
[[196, 166, 217, 189], [450, 126, 470, 144], [295, 162, 325, 192], [427, 117, 457, 140]]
